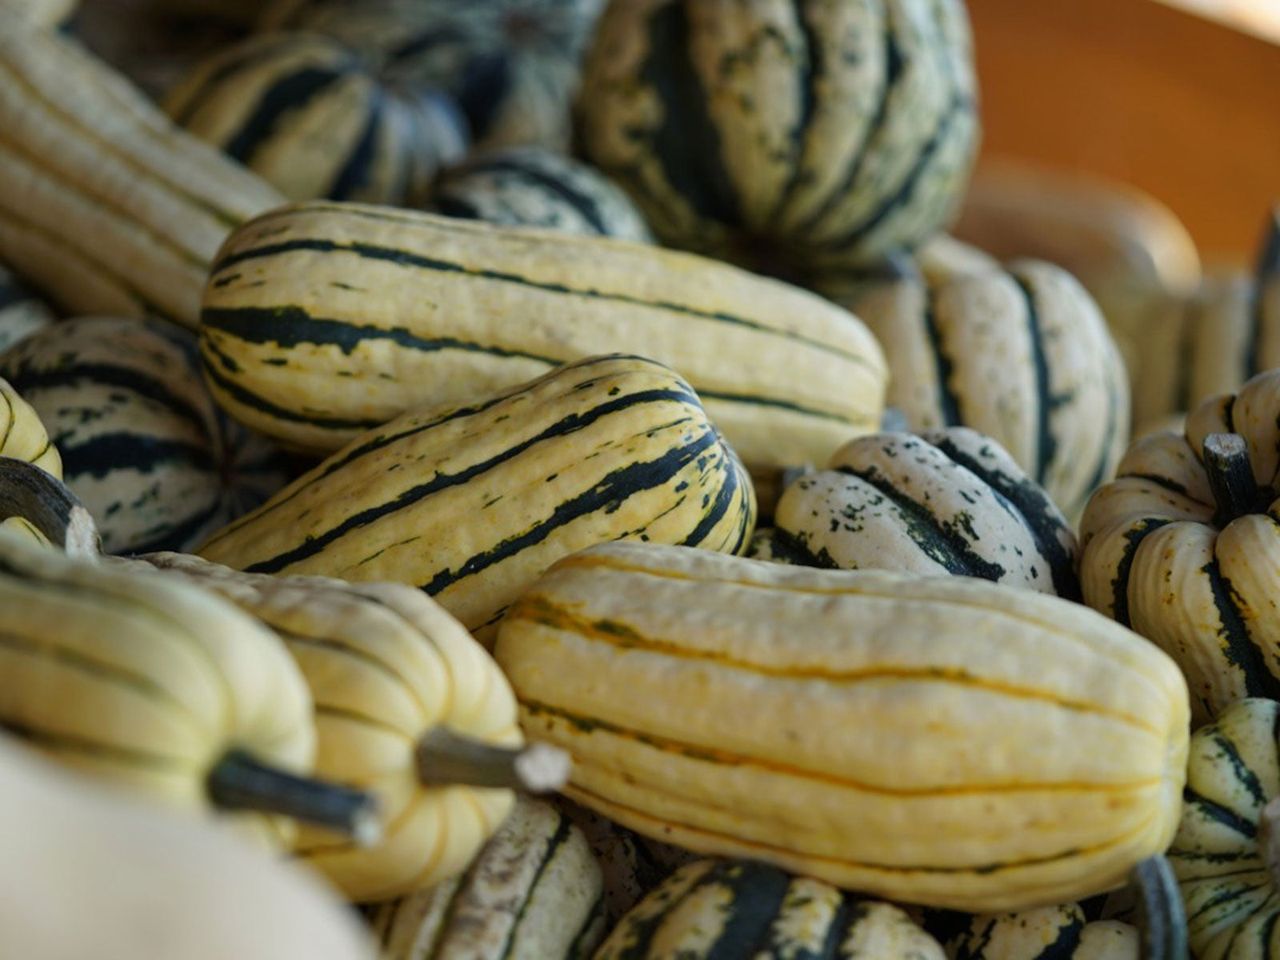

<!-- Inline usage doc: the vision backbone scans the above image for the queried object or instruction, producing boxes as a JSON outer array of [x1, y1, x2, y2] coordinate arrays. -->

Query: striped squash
[[772, 427, 1078, 598], [576, 0, 979, 275], [0, 19, 284, 329], [0, 316, 291, 554], [199, 355, 756, 642], [370, 798, 607, 960], [431, 146, 652, 242], [820, 247, 1130, 520], [923, 904, 1141, 959], [0, 527, 319, 849], [494, 541, 1191, 912], [1170, 698, 1280, 959], [596, 859, 945, 960], [259, 0, 602, 151], [1079, 369, 1280, 722], [133, 551, 526, 903], [0, 260, 54, 354], [557, 798, 696, 925], [167, 32, 468, 206], [200, 201, 887, 474]]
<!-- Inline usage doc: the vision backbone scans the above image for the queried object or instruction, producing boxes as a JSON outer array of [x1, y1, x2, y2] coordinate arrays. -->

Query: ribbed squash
[[259, 0, 603, 151], [576, 0, 979, 275], [0, 316, 291, 554], [0, 260, 54, 353], [200, 201, 886, 473], [772, 427, 1078, 598], [927, 905, 1141, 959], [431, 146, 652, 242], [135, 551, 530, 903], [1135, 215, 1280, 435], [0, 527, 336, 849], [1170, 698, 1280, 959], [494, 541, 1190, 912], [1080, 369, 1280, 722], [370, 798, 607, 960], [597, 858, 945, 960], [167, 32, 468, 206], [0, 18, 284, 328], [820, 247, 1130, 520], [200, 354, 755, 642]]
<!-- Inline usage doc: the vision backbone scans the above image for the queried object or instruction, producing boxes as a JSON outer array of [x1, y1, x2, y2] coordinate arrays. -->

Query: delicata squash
[[494, 542, 1191, 913]]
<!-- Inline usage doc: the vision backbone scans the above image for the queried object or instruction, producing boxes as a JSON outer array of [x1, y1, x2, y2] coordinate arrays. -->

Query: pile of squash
[[1, 1, 1277, 957]]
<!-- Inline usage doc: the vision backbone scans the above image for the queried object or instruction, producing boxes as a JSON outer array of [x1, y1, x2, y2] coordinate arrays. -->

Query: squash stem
[[1130, 856, 1188, 960], [0, 457, 100, 558], [207, 750, 381, 846], [416, 727, 570, 793], [1202, 433, 1261, 525]]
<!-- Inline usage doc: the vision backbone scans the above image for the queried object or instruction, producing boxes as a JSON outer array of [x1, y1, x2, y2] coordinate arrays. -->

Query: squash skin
[[0, 19, 284, 328], [576, 0, 979, 275], [596, 858, 945, 960], [135, 551, 521, 903], [430, 146, 653, 243], [821, 249, 1130, 520], [0, 528, 314, 848], [1169, 698, 1280, 959], [0, 260, 54, 354], [922, 904, 1140, 959], [494, 541, 1190, 912], [773, 427, 1078, 597], [370, 797, 606, 960], [0, 316, 290, 554], [166, 32, 468, 206], [199, 355, 756, 643], [1080, 369, 1280, 722], [199, 200, 886, 472], [0, 375, 60, 546]]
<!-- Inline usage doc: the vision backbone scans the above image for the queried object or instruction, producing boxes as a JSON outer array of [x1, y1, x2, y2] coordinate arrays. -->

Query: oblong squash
[[493, 541, 1191, 912], [199, 355, 756, 642], [199, 200, 887, 473]]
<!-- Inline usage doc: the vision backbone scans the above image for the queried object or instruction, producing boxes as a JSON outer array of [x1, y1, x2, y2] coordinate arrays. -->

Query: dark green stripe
[[225, 67, 346, 165], [209, 237, 875, 366], [1184, 786, 1258, 839], [125, 495, 226, 555], [754, 527, 835, 568], [202, 305, 563, 365], [170, 35, 304, 127], [1204, 558, 1280, 700], [1108, 518, 1172, 628], [240, 389, 713, 574], [61, 433, 217, 481], [1189, 879, 1271, 921], [703, 861, 792, 960], [766, 0, 822, 228], [678, 449, 743, 548], [1012, 276, 1058, 484], [833, 464, 1006, 580], [928, 433, 1079, 599], [496, 813, 575, 960], [1258, 904, 1280, 957], [326, 83, 383, 201], [1211, 729, 1269, 807], [445, 158, 615, 235]]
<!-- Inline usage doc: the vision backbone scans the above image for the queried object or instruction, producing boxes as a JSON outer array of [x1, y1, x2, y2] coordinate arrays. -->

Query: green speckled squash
[[577, 0, 979, 275], [1169, 697, 1280, 959], [773, 427, 1078, 597], [0, 261, 54, 354], [431, 147, 652, 242], [820, 244, 1130, 520], [0, 316, 290, 554], [370, 798, 606, 959], [259, 0, 603, 151], [167, 32, 468, 206], [596, 858, 945, 959]]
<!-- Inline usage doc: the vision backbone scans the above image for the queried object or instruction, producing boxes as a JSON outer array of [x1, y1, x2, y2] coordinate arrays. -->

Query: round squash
[[0, 259, 54, 354], [258, 0, 603, 151], [1169, 697, 1280, 959], [820, 246, 1130, 520], [495, 541, 1191, 912], [1080, 368, 1280, 722], [0, 316, 291, 554], [772, 427, 1078, 597], [167, 32, 468, 206], [369, 797, 606, 959], [596, 858, 945, 959], [576, 0, 979, 275], [430, 146, 652, 242]]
